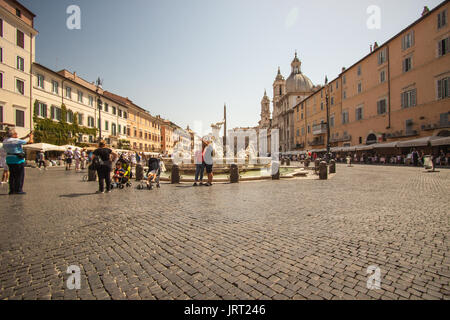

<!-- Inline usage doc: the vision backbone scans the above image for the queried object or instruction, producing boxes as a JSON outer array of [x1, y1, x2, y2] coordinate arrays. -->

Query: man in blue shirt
[[2, 128, 33, 195]]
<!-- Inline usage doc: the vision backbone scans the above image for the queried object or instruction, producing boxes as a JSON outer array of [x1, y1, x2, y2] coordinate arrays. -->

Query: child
[[146, 156, 161, 188], [113, 162, 126, 184]]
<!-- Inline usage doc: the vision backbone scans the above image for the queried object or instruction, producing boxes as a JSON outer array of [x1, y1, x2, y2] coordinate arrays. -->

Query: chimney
[[374, 42, 379, 49], [73, 71, 77, 79], [342, 67, 346, 72], [422, 6, 430, 16], [370, 45, 373, 52]]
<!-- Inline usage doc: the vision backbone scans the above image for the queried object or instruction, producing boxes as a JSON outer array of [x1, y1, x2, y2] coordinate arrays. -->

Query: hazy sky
[[21, 0, 443, 132]]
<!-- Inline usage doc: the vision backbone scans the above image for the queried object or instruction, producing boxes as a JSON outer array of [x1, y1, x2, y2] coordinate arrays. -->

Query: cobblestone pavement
[[0, 165, 449, 300]]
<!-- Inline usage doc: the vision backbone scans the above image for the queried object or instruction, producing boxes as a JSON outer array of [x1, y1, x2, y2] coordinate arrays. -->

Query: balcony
[[312, 123, 327, 135], [386, 130, 419, 139], [308, 137, 325, 146], [421, 122, 450, 131]]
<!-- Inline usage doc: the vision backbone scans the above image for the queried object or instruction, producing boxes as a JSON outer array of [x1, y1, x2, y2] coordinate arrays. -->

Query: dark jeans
[[97, 165, 112, 192], [195, 164, 204, 182], [8, 163, 25, 194], [38, 160, 46, 168]]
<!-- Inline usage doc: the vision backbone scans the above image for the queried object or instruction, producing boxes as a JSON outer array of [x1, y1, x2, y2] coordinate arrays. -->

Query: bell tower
[[259, 90, 271, 128]]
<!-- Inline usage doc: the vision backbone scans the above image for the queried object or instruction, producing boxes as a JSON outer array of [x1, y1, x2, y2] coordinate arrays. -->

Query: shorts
[[205, 164, 213, 174], [66, 158, 72, 164], [149, 169, 158, 175]]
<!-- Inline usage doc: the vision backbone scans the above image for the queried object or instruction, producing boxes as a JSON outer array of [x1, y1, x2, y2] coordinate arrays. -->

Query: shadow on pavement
[[60, 193, 96, 198]]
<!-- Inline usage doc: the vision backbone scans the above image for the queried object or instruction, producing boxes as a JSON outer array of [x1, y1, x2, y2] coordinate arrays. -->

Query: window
[[331, 97, 334, 105], [124, 126, 127, 135], [89, 96, 93, 106], [118, 109, 122, 117], [296, 129, 300, 137], [357, 66, 362, 76], [51, 106, 62, 121], [356, 106, 363, 121], [17, 30, 24, 48], [16, 8, 21, 17], [438, 37, 449, 56], [440, 113, 449, 127], [307, 125, 310, 133], [17, 56, 24, 71], [378, 48, 387, 65], [342, 111, 349, 124], [16, 79, 24, 95], [52, 80, 59, 94], [118, 124, 122, 134], [401, 89, 417, 108], [78, 113, 83, 125], [380, 70, 386, 83], [336, 81, 339, 90], [0, 106, 3, 128], [104, 103, 109, 113], [437, 77, 449, 100], [112, 106, 116, 115], [134, 128, 137, 137], [0, 73, 3, 89], [67, 110, 74, 123], [343, 75, 346, 84], [301, 127, 305, 135], [402, 31, 414, 50], [343, 91, 347, 99], [112, 123, 117, 136], [15, 109, 24, 127], [77, 91, 83, 103], [330, 115, 335, 128], [405, 119, 414, 133], [65, 87, 72, 99], [0, 47, 3, 62], [0, 19, 3, 37], [403, 57, 412, 73], [35, 102, 47, 118], [105, 121, 109, 131], [377, 99, 387, 115], [88, 116, 95, 127], [320, 102, 324, 111], [37, 74, 44, 89], [438, 10, 447, 29], [357, 82, 362, 93], [124, 112, 128, 119]]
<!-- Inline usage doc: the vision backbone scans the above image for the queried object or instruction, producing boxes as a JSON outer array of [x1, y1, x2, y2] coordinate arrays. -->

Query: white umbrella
[[23, 143, 65, 152]]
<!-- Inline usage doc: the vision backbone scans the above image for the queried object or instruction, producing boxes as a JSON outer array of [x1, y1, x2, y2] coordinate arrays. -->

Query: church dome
[[285, 52, 314, 93]]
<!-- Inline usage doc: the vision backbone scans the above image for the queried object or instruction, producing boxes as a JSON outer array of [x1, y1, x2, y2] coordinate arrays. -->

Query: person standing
[[203, 139, 214, 187], [64, 147, 73, 170], [2, 128, 33, 195], [93, 140, 117, 194], [38, 150, 47, 170], [81, 149, 87, 170], [0, 142, 10, 184], [412, 148, 419, 167], [74, 148, 81, 172], [193, 141, 206, 186]]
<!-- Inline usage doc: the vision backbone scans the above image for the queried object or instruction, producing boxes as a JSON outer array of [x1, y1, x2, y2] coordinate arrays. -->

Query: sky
[[21, 0, 444, 133]]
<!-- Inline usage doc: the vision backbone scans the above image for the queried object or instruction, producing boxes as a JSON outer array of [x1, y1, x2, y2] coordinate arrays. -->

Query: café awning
[[373, 142, 399, 149], [397, 136, 439, 148], [431, 136, 450, 146]]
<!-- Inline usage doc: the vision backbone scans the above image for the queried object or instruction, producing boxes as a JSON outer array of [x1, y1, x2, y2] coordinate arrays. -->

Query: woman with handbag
[[92, 140, 117, 194], [2, 128, 33, 195]]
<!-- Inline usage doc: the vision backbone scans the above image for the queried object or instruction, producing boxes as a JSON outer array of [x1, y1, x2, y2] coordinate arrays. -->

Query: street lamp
[[96, 77, 103, 142], [325, 76, 331, 163]]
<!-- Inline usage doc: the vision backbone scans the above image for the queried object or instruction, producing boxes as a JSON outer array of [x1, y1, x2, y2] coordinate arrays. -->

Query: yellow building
[[104, 91, 162, 152], [294, 1, 450, 152], [0, 0, 37, 137]]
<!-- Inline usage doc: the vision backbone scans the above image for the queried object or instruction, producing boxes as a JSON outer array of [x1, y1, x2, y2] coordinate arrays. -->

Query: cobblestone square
[[0, 165, 449, 300]]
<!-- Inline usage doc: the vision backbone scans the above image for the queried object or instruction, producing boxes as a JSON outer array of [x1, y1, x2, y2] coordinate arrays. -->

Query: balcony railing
[[308, 138, 325, 146], [421, 122, 450, 131], [312, 123, 327, 135]]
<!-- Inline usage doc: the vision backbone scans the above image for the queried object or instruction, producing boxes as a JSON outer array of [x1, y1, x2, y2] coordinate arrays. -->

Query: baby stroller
[[112, 159, 132, 189], [138, 156, 161, 190]]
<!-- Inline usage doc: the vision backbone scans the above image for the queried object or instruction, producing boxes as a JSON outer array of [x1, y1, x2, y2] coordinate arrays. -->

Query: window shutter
[[439, 40, 443, 56], [446, 78, 449, 98], [411, 30, 415, 47], [402, 36, 405, 50], [438, 80, 442, 99], [401, 92, 405, 108], [51, 106, 55, 119], [412, 89, 417, 106], [438, 12, 442, 28], [34, 102, 39, 116], [43, 104, 47, 118]]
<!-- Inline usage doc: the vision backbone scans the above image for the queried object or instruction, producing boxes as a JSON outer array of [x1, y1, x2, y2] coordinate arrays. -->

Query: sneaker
[[95, 190, 104, 194], [16, 192, 27, 195], [105, 190, 112, 193]]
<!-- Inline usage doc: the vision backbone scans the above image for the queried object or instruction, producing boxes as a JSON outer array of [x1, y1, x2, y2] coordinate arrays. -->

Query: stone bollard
[[319, 161, 328, 180], [272, 161, 280, 180], [171, 164, 180, 184], [281, 158, 285, 165], [286, 159, 291, 166], [314, 159, 320, 174], [230, 164, 239, 183], [135, 164, 144, 181], [329, 160, 336, 174], [304, 159, 310, 168], [88, 164, 97, 181]]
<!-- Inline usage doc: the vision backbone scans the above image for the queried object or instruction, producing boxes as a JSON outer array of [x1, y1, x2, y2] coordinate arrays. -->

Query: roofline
[[12, 0, 36, 17], [341, 0, 449, 74]]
